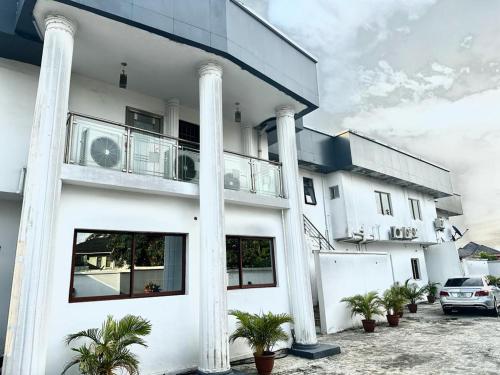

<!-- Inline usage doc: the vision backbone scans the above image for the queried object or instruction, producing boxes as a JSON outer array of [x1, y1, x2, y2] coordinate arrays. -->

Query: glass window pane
[[381, 193, 392, 215], [241, 239, 274, 286], [72, 232, 132, 298], [133, 234, 184, 295], [226, 238, 240, 287], [375, 192, 382, 214]]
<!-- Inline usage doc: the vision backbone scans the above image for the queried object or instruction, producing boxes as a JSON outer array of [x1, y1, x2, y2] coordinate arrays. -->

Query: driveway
[[234, 303, 500, 374]]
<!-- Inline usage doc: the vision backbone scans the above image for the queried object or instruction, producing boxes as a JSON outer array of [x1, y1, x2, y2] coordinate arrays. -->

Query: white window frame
[[409, 198, 422, 220], [375, 191, 393, 216]]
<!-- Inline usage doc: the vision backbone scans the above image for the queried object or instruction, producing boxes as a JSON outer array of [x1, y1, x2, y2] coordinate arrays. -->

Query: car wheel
[[490, 299, 499, 317], [443, 308, 452, 315]]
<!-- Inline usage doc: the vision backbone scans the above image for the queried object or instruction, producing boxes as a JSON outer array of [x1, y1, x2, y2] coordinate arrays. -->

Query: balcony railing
[[65, 113, 283, 198]]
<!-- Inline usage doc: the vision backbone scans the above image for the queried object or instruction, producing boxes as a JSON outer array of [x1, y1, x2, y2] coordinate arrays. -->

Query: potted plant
[[341, 291, 382, 333], [390, 282, 408, 318], [62, 314, 151, 375], [380, 286, 406, 327], [229, 310, 292, 375], [425, 281, 440, 304], [144, 282, 161, 294], [403, 279, 427, 313]]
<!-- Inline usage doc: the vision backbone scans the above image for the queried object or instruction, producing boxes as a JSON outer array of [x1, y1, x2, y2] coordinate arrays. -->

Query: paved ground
[[233, 303, 500, 375]]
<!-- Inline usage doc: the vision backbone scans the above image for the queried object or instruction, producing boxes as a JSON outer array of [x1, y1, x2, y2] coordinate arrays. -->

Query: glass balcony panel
[[178, 146, 200, 183], [253, 160, 281, 197], [130, 130, 177, 179], [223, 153, 252, 192], [69, 116, 127, 172]]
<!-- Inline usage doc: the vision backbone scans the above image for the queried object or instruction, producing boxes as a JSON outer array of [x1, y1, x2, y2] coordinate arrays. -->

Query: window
[[375, 191, 392, 215], [70, 230, 186, 302], [329, 185, 340, 199], [445, 278, 484, 287], [411, 258, 421, 280], [409, 198, 422, 220], [179, 120, 200, 150], [226, 237, 276, 289], [126, 107, 163, 133], [303, 177, 317, 205]]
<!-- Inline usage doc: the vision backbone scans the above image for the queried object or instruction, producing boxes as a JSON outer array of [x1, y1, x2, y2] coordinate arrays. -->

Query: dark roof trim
[[229, 0, 318, 63], [334, 129, 450, 172]]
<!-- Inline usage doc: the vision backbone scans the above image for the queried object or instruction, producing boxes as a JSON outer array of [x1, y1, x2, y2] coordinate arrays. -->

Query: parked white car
[[439, 276, 500, 315]]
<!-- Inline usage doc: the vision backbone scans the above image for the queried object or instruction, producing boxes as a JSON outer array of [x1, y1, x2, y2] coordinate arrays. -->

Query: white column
[[198, 62, 231, 374], [276, 106, 318, 347], [3, 15, 75, 375], [164, 98, 179, 138], [241, 123, 256, 157]]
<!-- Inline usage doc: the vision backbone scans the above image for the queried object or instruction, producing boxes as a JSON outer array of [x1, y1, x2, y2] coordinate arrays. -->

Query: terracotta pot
[[427, 295, 436, 304], [386, 314, 400, 327], [361, 319, 376, 333], [408, 303, 418, 313], [254, 351, 275, 375]]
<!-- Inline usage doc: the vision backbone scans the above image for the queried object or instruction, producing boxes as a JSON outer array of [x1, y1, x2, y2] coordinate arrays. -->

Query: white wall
[[0, 199, 22, 354], [315, 251, 393, 333], [488, 261, 500, 276], [462, 259, 490, 276], [424, 242, 463, 286], [44, 185, 289, 374], [0, 59, 38, 194], [0, 60, 262, 195], [299, 169, 330, 239]]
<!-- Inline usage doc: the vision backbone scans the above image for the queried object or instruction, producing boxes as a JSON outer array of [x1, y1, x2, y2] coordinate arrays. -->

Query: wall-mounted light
[[234, 102, 241, 123], [119, 62, 127, 89]]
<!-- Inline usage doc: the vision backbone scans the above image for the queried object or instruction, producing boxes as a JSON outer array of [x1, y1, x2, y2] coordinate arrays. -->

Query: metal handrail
[[65, 112, 284, 197], [303, 215, 335, 251]]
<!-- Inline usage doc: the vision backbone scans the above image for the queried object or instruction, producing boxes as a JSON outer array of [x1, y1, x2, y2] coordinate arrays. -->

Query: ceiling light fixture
[[119, 62, 127, 89], [234, 102, 241, 123]]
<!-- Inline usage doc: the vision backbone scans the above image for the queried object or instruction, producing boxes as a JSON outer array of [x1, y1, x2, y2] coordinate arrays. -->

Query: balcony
[[64, 113, 283, 198]]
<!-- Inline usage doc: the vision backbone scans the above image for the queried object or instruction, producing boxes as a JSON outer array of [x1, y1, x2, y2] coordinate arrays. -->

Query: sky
[[241, 0, 500, 249]]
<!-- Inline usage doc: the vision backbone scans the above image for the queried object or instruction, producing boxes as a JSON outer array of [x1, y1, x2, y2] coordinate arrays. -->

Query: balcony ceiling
[[33, 1, 307, 126]]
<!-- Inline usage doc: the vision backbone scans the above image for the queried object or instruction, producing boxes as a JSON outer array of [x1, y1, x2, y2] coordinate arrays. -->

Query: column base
[[289, 343, 341, 360], [196, 369, 247, 375]]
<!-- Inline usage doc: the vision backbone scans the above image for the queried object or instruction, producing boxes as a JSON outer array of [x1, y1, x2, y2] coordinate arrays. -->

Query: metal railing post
[[250, 158, 256, 193], [66, 113, 74, 164], [278, 165, 284, 198]]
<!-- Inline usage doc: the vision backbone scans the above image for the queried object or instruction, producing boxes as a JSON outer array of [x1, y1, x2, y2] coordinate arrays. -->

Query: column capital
[[44, 15, 77, 36], [275, 105, 295, 119], [199, 62, 223, 78], [166, 98, 180, 107]]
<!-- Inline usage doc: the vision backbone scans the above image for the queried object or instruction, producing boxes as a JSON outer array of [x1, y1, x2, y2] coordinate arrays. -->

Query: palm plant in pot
[[62, 314, 151, 375], [380, 286, 406, 327], [425, 281, 440, 304], [229, 310, 293, 375], [403, 279, 427, 313], [341, 291, 382, 333]]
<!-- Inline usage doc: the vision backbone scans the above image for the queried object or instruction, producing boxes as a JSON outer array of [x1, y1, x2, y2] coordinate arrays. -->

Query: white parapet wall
[[488, 261, 500, 276], [462, 259, 490, 276], [314, 251, 394, 334], [424, 242, 463, 287]]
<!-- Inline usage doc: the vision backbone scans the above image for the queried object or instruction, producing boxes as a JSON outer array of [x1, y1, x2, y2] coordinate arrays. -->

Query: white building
[[0, 1, 463, 374], [282, 129, 464, 332]]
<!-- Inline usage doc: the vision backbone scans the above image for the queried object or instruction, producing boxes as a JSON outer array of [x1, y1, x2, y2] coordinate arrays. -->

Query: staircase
[[303, 215, 335, 251]]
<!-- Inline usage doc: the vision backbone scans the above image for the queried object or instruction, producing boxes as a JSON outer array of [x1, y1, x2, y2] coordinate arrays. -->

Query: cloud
[[241, 0, 500, 248]]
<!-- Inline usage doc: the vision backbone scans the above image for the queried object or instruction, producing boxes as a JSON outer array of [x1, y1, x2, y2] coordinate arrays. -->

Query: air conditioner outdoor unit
[[411, 227, 419, 239], [224, 170, 241, 191], [129, 133, 168, 177], [403, 227, 413, 239], [434, 218, 446, 231], [390, 226, 403, 240], [77, 126, 125, 169], [177, 149, 200, 182]]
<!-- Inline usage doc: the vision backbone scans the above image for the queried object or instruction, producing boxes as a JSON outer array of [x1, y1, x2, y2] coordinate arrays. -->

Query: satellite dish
[[90, 137, 121, 168], [452, 226, 463, 237]]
